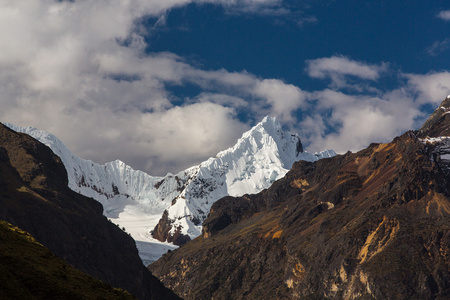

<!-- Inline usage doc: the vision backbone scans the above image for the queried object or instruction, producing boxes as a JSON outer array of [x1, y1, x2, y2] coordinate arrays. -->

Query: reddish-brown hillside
[[150, 98, 450, 299]]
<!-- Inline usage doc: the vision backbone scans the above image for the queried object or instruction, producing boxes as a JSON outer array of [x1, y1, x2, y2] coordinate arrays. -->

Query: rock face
[[149, 98, 450, 299], [0, 124, 179, 300], [152, 210, 191, 246]]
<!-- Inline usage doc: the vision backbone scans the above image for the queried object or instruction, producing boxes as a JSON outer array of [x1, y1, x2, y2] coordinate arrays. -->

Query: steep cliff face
[[0, 124, 178, 300], [150, 98, 450, 300]]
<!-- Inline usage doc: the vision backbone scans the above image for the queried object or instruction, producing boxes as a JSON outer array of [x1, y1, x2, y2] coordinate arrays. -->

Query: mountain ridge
[[5, 116, 335, 262], [0, 123, 179, 299], [149, 97, 450, 299]]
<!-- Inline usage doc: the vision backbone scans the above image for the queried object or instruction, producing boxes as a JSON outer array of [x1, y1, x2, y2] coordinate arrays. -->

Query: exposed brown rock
[[152, 210, 191, 246], [418, 96, 450, 137], [150, 98, 450, 299]]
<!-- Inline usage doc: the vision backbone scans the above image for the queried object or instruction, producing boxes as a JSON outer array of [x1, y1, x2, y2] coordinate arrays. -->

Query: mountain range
[[6, 116, 335, 264], [149, 97, 450, 299], [2, 97, 450, 299]]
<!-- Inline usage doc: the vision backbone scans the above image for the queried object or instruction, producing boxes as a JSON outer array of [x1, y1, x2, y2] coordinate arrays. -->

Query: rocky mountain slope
[[6, 117, 335, 261], [149, 97, 450, 299], [0, 220, 134, 299], [0, 124, 179, 299]]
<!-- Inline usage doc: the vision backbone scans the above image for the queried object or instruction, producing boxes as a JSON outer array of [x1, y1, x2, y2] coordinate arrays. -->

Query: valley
[[2, 98, 450, 299]]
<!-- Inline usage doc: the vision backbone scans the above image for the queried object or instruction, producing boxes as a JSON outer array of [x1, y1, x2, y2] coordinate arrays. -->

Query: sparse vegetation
[[0, 220, 135, 299]]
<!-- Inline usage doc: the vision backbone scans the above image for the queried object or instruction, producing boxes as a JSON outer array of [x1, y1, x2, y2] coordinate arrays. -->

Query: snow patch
[[418, 136, 450, 144], [441, 154, 450, 160]]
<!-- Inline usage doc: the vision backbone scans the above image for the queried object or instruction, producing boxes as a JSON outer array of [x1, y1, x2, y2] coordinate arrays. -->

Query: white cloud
[[296, 16, 318, 26], [305, 56, 388, 89], [426, 38, 450, 56], [2, 1, 449, 177], [405, 72, 450, 104], [302, 89, 422, 154], [205, 0, 283, 15], [201, 0, 317, 27], [0, 0, 308, 175], [252, 79, 307, 123], [297, 57, 450, 155], [194, 93, 248, 107], [187, 74, 308, 123], [123, 102, 249, 175], [59, 101, 249, 176], [438, 10, 450, 21]]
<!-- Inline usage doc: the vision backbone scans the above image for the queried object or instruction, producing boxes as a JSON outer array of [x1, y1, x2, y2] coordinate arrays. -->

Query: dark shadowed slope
[[150, 97, 450, 300], [0, 124, 179, 300], [0, 220, 135, 299]]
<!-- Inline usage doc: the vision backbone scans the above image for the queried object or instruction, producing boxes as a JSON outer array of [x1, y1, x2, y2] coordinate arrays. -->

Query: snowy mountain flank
[[6, 117, 335, 264]]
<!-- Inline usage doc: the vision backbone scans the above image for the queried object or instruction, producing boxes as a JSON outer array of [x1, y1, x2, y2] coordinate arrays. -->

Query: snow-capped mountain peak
[[218, 116, 303, 161], [153, 116, 335, 245], [5, 116, 336, 263]]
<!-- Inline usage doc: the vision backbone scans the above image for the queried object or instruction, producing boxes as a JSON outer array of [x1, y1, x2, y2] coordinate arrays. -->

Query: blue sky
[[147, 1, 448, 79], [1, 0, 450, 175]]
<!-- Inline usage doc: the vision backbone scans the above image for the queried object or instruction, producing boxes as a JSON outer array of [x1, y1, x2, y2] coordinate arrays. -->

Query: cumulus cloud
[[252, 79, 308, 123], [302, 89, 422, 154], [194, 93, 248, 107], [405, 72, 450, 104], [2, 1, 449, 176], [0, 0, 308, 175], [301, 56, 446, 155], [438, 10, 450, 21], [188, 75, 308, 123], [305, 56, 388, 90]]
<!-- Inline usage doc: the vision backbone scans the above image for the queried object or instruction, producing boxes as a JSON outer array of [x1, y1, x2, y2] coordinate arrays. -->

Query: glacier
[[5, 116, 335, 264]]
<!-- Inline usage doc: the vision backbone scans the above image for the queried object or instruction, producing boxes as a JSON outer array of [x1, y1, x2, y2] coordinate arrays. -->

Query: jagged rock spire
[[419, 95, 450, 137]]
